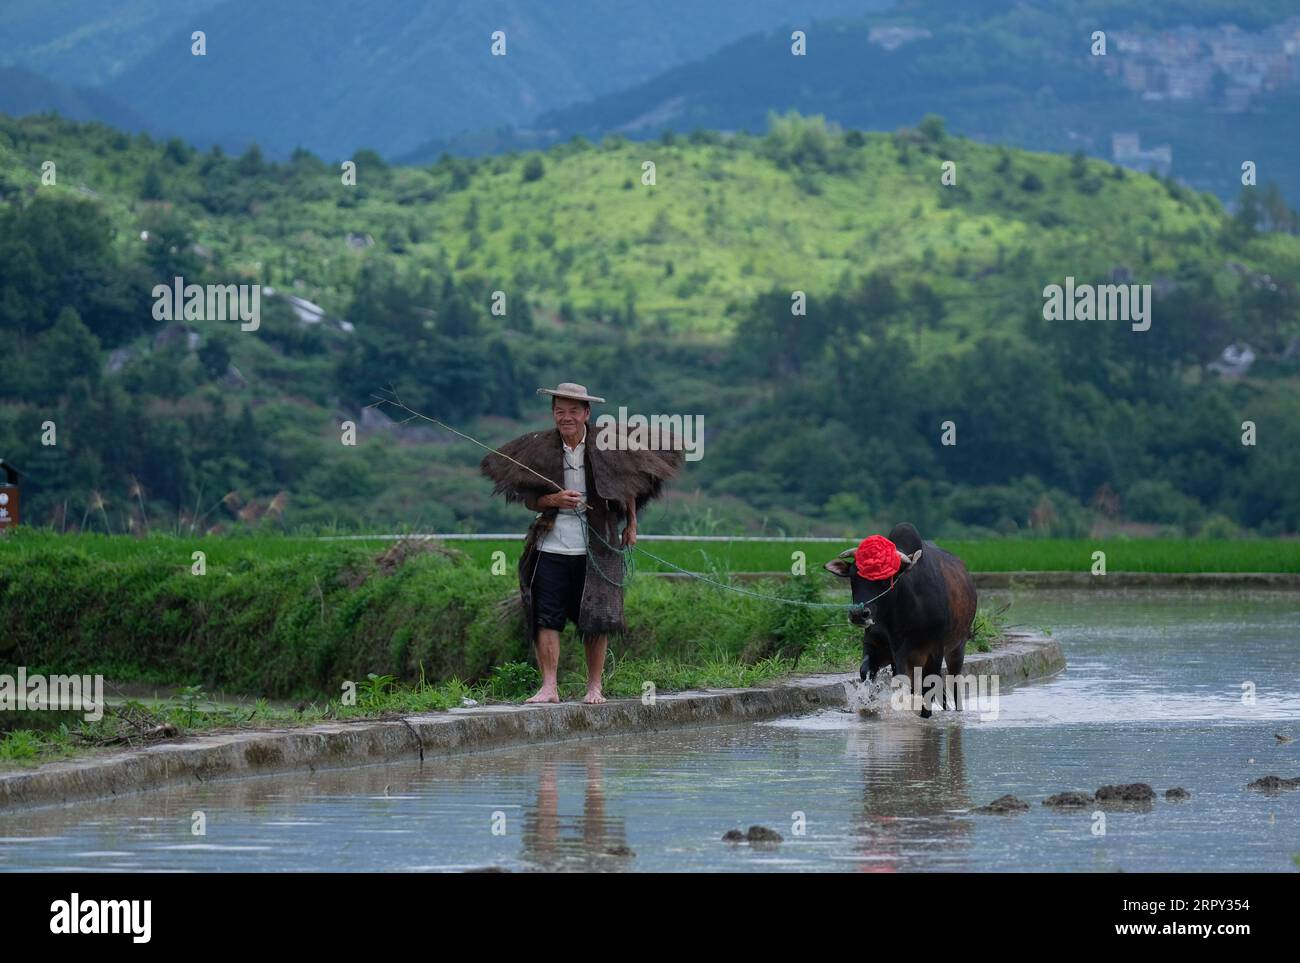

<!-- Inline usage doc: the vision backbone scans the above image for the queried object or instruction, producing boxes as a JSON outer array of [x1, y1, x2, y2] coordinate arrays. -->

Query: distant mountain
[[408, 0, 1300, 204], [0, 0, 225, 86], [0, 0, 886, 161], [0, 66, 154, 133], [5, 0, 1298, 201]]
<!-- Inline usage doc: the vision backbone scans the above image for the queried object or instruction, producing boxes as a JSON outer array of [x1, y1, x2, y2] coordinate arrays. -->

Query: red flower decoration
[[855, 535, 901, 581]]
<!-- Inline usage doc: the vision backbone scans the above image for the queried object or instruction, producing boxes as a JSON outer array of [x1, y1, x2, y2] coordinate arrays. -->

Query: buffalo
[[824, 522, 978, 717]]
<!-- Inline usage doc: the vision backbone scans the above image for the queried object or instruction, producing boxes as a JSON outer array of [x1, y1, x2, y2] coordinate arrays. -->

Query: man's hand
[[622, 498, 638, 547], [541, 490, 583, 510]]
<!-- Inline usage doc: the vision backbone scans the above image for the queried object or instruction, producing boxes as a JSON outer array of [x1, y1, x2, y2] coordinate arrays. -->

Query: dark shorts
[[533, 551, 587, 631]]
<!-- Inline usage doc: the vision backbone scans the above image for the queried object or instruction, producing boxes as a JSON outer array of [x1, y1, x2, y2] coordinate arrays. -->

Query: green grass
[[0, 533, 869, 701], [3, 530, 1297, 573], [940, 538, 1300, 573], [970, 606, 1005, 654]]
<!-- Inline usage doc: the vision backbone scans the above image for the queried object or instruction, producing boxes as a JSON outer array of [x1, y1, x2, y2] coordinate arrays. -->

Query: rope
[[370, 388, 584, 504], [369, 395, 895, 618], [577, 511, 899, 616]]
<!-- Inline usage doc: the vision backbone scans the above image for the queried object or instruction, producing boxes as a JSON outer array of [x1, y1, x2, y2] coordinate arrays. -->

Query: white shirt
[[538, 426, 588, 555]]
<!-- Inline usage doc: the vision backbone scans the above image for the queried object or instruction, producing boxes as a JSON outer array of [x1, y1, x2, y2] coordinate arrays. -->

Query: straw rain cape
[[480, 427, 684, 647]]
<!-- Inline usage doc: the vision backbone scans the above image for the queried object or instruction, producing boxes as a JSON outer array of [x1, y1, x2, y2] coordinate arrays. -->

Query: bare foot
[[525, 687, 561, 704], [583, 689, 606, 705]]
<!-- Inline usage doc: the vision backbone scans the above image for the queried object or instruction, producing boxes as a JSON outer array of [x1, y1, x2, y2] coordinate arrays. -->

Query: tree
[[140, 164, 164, 200], [163, 138, 191, 165], [1260, 182, 1297, 234], [763, 111, 834, 170], [0, 196, 147, 345], [335, 261, 501, 420], [237, 143, 266, 177], [36, 307, 101, 403], [198, 336, 232, 380], [1228, 187, 1260, 244], [522, 156, 545, 182], [918, 114, 947, 145], [353, 148, 388, 172], [139, 205, 202, 280]]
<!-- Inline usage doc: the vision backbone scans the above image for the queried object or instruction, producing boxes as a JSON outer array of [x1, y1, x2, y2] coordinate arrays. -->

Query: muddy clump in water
[[1165, 787, 1191, 800], [1096, 783, 1156, 803], [974, 795, 1030, 814], [721, 826, 784, 845], [1247, 774, 1300, 792], [1043, 791, 1094, 808], [747, 825, 784, 844]]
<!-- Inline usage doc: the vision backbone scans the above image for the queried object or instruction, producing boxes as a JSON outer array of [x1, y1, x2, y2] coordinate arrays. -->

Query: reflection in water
[[849, 723, 971, 872], [520, 749, 631, 872]]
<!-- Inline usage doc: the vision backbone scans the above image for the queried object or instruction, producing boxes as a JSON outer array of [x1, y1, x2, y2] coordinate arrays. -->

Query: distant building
[[1121, 62, 1148, 89], [1111, 132, 1172, 176], [1207, 342, 1256, 378], [1103, 17, 1300, 111], [867, 26, 932, 51], [1165, 62, 1213, 100], [285, 295, 327, 325]]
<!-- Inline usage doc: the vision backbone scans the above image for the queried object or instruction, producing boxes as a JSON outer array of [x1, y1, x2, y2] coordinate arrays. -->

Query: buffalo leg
[[892, 647, 930, 718], [890, 648, 913, 712], [920, 651, 943, 718], [860, 651, 885, 682], [861, 626, 891, 682], [944, 643, 966, 710]]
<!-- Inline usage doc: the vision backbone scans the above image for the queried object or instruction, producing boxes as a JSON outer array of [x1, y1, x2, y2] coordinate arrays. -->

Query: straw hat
[[536, 382, 605, 404]]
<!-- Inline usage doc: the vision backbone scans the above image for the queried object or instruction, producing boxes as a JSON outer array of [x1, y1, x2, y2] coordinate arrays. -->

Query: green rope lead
[[577, 513, 893, 615], [577, 513, 861, 682]]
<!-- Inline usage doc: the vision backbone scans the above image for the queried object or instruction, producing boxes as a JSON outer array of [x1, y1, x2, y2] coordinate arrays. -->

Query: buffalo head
[[824, 544, 922, 627]]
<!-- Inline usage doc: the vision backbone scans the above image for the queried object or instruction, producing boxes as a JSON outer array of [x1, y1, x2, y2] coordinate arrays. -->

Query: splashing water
[[846, 669, 898, 718]]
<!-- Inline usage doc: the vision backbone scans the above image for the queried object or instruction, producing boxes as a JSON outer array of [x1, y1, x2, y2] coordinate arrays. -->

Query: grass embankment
[[0, 531, 1007, 766]]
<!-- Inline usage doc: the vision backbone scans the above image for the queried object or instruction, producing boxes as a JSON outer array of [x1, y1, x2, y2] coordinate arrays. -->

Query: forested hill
[[1, 112, 1298, 537]]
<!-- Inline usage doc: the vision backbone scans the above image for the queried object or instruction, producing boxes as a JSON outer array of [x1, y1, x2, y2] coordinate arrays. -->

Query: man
[[480, 382, 683, 704]]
